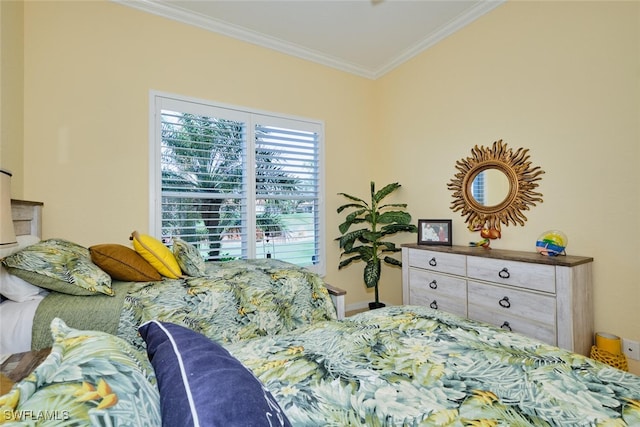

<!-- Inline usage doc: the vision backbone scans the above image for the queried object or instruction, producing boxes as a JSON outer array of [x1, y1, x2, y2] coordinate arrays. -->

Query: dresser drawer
[[408, 249, 466, 276], [467, 281, 556, 326], [466, 256, 555, 293], [468, 306, 557, 345], [410, 286, 467, 317], [468, 282, 556, 345], [409, 268, 466, 298]]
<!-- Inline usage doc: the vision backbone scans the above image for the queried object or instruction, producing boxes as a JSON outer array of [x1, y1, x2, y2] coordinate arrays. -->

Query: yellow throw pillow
[[130, 231, 182, 279]]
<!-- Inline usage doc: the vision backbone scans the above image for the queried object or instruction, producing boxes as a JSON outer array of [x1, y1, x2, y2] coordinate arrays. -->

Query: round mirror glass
[[471, 168, 511, 207]]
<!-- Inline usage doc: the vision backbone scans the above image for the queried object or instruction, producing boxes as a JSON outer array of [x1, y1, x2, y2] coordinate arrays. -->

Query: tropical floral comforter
[[227, 305, 640, 426], [3, 306, 640, 426], [14, 252, 640, 426], [32, 259, 337, 350]]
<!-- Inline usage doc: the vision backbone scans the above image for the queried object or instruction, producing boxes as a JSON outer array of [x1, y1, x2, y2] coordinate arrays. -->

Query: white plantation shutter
[[255, 123, 321, 266], [150, 92, 324, 273]]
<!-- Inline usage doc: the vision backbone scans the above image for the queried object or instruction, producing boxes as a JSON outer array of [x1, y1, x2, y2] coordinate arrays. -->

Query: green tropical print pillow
[[0, 318, 160, 426], [172, 238, 207, 277], [2, 239, 113, 296]]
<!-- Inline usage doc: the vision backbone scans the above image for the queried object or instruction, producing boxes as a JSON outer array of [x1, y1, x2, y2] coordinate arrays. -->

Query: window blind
[[151, 93, 324, 272]]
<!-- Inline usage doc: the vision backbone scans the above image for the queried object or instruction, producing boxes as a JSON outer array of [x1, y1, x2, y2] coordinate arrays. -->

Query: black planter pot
[[368, 302, 386, 310]]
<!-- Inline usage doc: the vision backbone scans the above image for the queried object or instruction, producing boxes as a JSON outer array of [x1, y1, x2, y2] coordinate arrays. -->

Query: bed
[[28, 257, 340, 352], [2, 201, 640, 426], [0, 200, 346, 355], [2, 306, 640, 426]]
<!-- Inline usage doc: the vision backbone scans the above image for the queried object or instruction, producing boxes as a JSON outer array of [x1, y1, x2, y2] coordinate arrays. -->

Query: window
[[149, 92, 324, 274]]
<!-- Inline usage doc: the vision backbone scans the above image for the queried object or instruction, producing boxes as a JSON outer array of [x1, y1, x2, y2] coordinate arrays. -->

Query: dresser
[[401, 244, 594, 355]]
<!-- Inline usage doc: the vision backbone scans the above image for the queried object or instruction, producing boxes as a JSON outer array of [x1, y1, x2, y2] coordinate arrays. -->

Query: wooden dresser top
[[402, 244, 593, 267]]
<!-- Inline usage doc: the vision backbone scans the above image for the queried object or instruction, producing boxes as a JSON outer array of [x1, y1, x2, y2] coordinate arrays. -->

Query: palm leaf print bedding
[[226, 305, 640, 426], [2, 318, 161, 426], [32, 259, 337, 350], [117, 259, 337, 349]]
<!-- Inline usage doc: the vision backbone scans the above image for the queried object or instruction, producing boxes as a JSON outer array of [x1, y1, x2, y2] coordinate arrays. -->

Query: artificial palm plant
[[336, 182, 417, 309]]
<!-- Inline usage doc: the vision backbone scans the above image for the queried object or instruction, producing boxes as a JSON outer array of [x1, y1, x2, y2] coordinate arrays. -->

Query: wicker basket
[[590, 345, 628, 371]]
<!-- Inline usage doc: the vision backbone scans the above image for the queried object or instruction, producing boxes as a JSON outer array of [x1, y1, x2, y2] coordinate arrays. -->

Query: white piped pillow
[[0, 235, 44, 301]]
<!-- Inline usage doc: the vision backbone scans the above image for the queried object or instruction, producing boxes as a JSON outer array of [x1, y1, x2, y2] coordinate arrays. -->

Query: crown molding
[[374, 0, 505, 79], [113, 0, 504, 80]]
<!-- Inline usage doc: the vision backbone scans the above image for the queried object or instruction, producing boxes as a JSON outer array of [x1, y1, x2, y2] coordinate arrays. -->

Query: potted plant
[[336, 182, 417, 309]]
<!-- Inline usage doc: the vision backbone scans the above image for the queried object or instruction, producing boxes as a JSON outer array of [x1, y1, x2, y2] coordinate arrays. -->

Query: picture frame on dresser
[[417, 219, 452, 246]]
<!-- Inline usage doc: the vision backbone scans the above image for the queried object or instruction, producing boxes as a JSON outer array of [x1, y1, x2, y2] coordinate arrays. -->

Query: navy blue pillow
[[139, 320, 291, 427]]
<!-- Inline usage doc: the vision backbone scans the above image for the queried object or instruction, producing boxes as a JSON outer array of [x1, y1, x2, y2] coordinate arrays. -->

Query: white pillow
[[0, 294, 45, 354], [0, 235, 43, 302]]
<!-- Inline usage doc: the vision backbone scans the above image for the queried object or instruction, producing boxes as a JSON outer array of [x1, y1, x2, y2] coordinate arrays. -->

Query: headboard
[[11, 199, 43, 239]]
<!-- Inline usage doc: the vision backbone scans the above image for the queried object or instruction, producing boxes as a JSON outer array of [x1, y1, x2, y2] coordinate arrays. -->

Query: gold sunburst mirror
[[448, 140, 544, 238]]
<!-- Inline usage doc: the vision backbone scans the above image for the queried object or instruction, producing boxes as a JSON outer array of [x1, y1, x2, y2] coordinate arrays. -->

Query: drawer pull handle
[[429, 280, 437, 289], [499, 296, 511, 308], [430, 300, 438, 310], [498, 268, 510, 279], [429, 257, 437, 267], [500, 321, 512, 331]]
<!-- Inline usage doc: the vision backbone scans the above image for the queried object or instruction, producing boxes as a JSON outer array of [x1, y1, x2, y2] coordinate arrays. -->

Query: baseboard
[[345, 301, 370, 313], [345, 301, 396, 316]]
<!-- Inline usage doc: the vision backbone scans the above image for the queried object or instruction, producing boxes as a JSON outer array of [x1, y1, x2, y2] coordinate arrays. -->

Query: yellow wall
[[20, 0, 376, 304], [3, 0, 638, 372], [377, 1, 639, 373], [0, 0, 25, 195]]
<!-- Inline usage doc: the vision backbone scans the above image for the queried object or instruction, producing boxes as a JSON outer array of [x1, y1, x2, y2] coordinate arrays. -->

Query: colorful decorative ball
[[536, 230, 568, 256]]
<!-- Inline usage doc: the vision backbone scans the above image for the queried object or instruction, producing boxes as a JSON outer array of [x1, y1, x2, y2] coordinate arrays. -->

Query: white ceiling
[[116, 0, 504, 79]]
